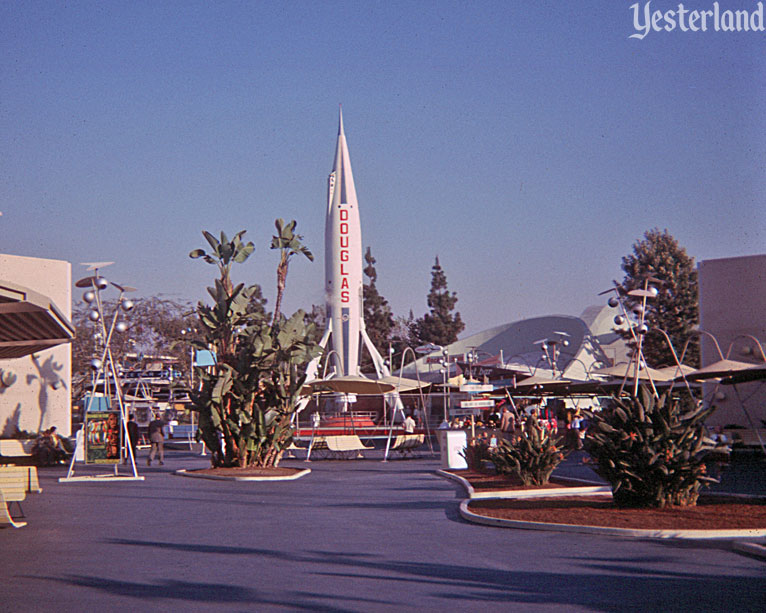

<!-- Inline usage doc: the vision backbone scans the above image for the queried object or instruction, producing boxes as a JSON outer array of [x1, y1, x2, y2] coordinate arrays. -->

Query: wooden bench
[[306, 435, 372, 460], [166, 423, 201, 451], [725, 428, 766, 449], [325, 435, 373, 459], [0, 465, 42, 528], [167, 423, 197, 439], [0, 439, 35, 457], [306, 436, 327, 461], [284, 440, 304, 458], [390, 433, 425, 457]]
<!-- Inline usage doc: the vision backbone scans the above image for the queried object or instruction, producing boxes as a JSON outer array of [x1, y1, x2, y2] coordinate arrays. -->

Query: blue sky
[[2, 1, 764, 335]]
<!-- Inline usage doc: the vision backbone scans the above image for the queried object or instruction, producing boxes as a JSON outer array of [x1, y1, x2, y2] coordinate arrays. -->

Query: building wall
[[699, 254, 766, 428], [0, 254, 72, 436]]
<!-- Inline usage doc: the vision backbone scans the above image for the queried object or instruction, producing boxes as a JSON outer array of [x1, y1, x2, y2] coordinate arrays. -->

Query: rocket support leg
[[359, 326, 408, 461], [359, 324, 390, 379], [294, 322, 332, 419]]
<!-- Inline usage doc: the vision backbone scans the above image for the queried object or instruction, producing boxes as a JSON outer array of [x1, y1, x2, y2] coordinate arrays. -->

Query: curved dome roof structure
[[401, 306, 626, 384]]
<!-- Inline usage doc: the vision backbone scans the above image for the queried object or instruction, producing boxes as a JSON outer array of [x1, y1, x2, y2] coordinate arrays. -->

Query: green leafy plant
[[491, 415, 566, 485], [270, 218, 313, 326], [584, 386, 722, 508], [188, 226, 320, 468], [461, 437, 492, 471]]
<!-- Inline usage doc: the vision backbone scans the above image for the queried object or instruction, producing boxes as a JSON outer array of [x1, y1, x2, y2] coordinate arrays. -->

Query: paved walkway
[[1, 448, 765, 612]]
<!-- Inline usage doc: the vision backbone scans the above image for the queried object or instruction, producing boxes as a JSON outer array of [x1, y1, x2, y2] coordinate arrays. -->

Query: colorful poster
[[85, 411, 121, 464]]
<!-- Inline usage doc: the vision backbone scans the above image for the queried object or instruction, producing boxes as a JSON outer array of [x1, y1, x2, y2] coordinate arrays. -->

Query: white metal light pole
[[61, 263, 143, 482]]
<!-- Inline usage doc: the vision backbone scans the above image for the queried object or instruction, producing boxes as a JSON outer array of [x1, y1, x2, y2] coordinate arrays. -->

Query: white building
[[0, 253, 73, 437], [699, 254, 766, 430]]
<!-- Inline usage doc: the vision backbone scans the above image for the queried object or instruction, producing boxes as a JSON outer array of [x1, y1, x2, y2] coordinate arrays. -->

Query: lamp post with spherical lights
[[62, 263, 142, 481], [600, 277, 661, 398]]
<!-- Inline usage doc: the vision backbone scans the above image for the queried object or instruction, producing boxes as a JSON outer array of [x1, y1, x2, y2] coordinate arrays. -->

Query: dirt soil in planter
[[455, 470, 766, 530], [448, 469, 599, 491], [190, 466, 304, 478], [468, 495, 766, 530]]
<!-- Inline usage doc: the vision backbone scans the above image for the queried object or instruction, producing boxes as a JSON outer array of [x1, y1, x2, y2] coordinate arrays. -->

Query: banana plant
[[270, 219, 313, 327], [188, 224, 320, 468]]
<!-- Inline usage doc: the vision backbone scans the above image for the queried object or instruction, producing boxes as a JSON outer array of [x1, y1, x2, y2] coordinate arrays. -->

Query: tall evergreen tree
[[619, 228, 699, 367], [246, 284, 269, 319], [413, 257, 465, 347], [303, 304, 326, 346], [362, 247, 394, 371], [390, 311, 417, 368]]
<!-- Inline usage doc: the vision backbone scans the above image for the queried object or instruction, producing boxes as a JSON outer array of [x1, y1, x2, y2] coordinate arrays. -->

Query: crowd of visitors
[[440, 397, 588, 451]]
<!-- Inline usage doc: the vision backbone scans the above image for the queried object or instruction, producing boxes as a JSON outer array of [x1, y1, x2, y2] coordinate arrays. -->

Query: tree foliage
[[71, 296, 195, 402], [413, 257, 465, 347], [303, 304, 327, 346], [362, 247, 394, 371], [270, 218, 313, 326], [188, 227, 320, 468], [619, 228, 699, 367], [390, 311, 418, 368]]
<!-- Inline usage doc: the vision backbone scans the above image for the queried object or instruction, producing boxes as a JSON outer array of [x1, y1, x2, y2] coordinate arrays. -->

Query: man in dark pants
[[147, 412, 165, 466], [125, 413, 139, 465]]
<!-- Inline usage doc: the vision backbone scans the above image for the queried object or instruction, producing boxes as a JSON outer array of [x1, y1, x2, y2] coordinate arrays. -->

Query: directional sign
[[460, 399, 496, 409], [460, 383, 494, 393], [415, 344, 442, 354], [451, 408, 482, 417]]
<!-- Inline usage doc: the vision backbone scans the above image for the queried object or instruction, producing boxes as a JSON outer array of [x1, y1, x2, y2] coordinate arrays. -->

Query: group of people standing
[[32, 426, 71, 465], [123, 412, 166, 466], [445, 397, 588, 451]]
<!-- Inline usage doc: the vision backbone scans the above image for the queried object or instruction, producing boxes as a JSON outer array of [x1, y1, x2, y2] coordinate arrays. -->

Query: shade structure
[[682, 359, 759, 381], [0, 281, 74, 359], [720, 363, 766, 385], [301, 375, 396, 396], [377, 375, 431, 393], [654, 364, 696, 379], [591, 363, 674, 382], [507, 373, 577, 392]]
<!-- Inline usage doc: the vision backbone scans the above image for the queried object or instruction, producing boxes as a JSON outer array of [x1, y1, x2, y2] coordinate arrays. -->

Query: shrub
[[584, 386, 722, 508], [461, 436, 492, 471], [491, 415, 566, 485]]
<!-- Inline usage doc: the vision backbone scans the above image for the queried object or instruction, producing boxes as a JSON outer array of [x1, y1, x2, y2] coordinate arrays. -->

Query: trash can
[[439, 429, 468, 469]]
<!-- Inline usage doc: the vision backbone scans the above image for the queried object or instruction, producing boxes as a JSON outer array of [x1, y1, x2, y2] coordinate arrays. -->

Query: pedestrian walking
[[147, 412, 165, 466], [126, 413, 139, 464]]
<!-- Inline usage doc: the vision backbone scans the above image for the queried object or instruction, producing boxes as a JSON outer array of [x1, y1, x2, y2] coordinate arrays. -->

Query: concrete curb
[[459, 499, 766, 540], [175, 467, 311, 481], [732, 540, 766, 560], [440, 470, 766, 541], [58, 475, 145, 483], [436, 469, 611, 499]]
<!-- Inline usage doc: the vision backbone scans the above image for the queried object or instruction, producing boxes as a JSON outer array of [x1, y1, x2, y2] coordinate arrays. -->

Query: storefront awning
[[0, 281, 75, 359]]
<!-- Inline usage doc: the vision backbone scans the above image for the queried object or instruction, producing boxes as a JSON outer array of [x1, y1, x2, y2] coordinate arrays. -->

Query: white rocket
[[307, 109, 390, 381]]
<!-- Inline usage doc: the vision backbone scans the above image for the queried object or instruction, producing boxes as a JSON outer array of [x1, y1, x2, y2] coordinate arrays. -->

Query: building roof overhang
[[0, 281, 75, 359]]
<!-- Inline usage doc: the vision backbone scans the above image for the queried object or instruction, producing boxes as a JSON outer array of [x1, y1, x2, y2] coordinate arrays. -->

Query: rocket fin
[[360, 322, 405, 420], [360, 323, 390, 380], [294, 321, 333, 417]]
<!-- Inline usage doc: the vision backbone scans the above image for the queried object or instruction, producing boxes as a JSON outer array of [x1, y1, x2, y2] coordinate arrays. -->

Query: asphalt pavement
[[1, 445, 765, 612]]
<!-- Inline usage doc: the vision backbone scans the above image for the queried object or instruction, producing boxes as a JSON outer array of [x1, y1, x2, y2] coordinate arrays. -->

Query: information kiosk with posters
[[84, 411, 121, 464]]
